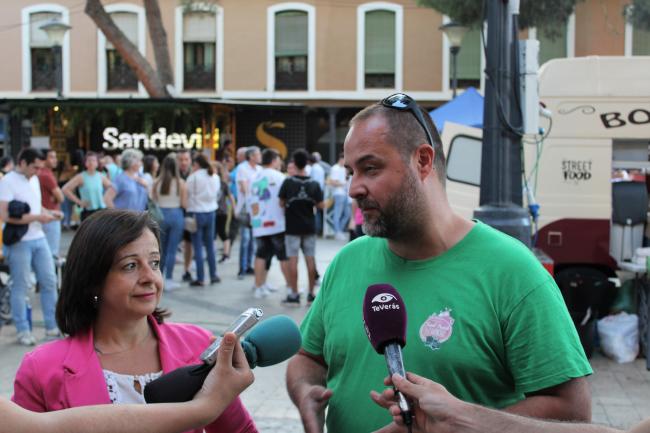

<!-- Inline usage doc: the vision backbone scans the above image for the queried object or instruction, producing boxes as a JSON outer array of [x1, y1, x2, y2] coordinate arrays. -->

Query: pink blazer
[[12, 317, 257, 433]]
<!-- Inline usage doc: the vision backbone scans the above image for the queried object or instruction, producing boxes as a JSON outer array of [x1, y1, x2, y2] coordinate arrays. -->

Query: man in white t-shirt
[[309, 155, 325, 235], [328, 152, 349, 240], [248, 149, 289, 298], [235, 146, 262, 279], [0, 148, 60, 346]]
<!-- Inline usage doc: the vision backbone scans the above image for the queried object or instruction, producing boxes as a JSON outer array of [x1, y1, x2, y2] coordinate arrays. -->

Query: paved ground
[[1, 230, 649, 432]]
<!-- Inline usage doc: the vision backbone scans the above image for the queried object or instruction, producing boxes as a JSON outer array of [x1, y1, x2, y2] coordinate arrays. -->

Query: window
[[536, 23, 569, 65], [106, 12, 139, 91], [453, 28, 481, 89], [365, 10, 396, 88], [274, 10, 308, 90], [632, 26, 650, 55], [29, 11, 62, 91], [183, 12, 216, 90], [446, 135, 482, 186]]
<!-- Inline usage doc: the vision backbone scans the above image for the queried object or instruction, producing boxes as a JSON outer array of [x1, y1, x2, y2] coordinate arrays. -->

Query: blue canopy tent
[[429, 87, 484, 132]]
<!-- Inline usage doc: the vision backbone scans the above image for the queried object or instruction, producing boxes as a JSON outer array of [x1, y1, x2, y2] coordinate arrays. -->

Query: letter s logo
[[372, 293, 396, 303], [256, 121, 288, 158]]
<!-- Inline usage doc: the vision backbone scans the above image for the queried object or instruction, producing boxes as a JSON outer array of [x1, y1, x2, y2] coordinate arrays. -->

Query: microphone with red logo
[[362, 283, 413, 427]]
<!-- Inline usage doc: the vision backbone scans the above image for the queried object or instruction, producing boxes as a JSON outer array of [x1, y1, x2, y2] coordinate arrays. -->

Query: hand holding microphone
[[192, 332, 254, 426], [376, 372, 467, 433], [363, 284, 413, 428], [144, 309, 302, 404]]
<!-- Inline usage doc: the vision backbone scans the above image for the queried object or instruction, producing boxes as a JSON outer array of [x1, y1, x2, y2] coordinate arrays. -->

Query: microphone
[[363, 284, 413, 427], [144, 313, 302, 404]]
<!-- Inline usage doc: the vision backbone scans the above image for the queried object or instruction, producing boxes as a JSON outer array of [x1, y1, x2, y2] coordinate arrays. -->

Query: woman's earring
[[93, 295, 99, 307]]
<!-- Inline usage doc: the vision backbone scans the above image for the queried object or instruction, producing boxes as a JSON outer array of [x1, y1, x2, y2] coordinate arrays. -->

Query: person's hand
[[51, 210, 64, 220], [78, 200, 90, 209], [297, 385, 333, 433], [369, 387, 425, 433], [192, 332, 254, 423], [37, 213, 56, 224], [371, 372, 467, 433]]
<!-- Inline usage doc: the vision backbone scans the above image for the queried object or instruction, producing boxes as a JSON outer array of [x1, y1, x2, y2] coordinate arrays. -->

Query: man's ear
[[414, 143, 434, 180]]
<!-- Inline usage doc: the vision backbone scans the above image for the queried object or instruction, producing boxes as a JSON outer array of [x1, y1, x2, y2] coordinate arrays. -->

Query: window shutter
[[538, 24, 567, 65], [633, 26, 650, 56], [106, 12, 138, 49], [183, 12, 216, 42], [30, 12, 62, 48], [275, 11, 308, 57], [365, 10, 396, 74], [455, 28, 480, 81]]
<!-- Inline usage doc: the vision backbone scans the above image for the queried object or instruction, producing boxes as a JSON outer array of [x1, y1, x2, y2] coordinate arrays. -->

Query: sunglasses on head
[[381, 93, 435, 148]]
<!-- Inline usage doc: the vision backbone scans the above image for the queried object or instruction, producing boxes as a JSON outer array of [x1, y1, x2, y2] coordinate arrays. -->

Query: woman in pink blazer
[[12, 209, 257, 433]]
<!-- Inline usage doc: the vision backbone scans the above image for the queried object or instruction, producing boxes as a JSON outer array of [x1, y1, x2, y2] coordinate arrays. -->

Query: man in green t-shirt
[[286, 95, 593, 433]]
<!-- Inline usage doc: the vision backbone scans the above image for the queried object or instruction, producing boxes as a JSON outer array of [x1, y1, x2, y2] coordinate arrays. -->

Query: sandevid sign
[[102, 127, 204, 151]]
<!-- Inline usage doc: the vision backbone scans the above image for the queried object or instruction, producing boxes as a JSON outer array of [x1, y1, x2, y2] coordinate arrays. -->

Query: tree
[[627, 0, 650, 32], [418, 0, 583, 37], [85, 0, 173, 97]]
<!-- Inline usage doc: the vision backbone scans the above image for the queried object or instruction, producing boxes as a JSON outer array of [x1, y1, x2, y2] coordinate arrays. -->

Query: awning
[[429, 87, 483, 132]]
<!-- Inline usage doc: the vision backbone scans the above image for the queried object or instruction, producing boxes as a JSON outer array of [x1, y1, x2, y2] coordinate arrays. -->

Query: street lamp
[[39, 19, 71, 98], [440, 22, 468, 98]]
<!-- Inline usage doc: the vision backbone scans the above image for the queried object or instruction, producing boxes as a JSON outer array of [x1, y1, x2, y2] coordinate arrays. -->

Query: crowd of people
[[0, 143, 359, 346], [3, 94, 650, 433]]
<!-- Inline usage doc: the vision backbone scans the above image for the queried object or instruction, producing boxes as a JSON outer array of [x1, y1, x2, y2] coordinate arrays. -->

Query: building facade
[[0, 0, 646, 161]]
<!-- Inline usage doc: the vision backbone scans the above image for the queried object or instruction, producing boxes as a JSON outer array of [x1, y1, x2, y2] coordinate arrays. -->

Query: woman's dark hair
[[154, 154, 180, 197], [193, 153, 214, 176], [56, 209, 169, 336], [143, 154, 158, 175]]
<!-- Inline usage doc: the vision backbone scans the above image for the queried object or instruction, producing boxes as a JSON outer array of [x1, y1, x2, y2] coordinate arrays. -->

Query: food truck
[[441, 56, 650, 299]]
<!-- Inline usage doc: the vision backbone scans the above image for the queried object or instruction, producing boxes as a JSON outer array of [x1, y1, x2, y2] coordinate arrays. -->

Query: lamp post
[[439, 22, 468, 98], [39, 20, 71, 98]]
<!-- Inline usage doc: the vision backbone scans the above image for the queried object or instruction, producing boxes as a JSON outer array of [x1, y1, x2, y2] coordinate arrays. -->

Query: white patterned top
[[103, 369, 163, 404]]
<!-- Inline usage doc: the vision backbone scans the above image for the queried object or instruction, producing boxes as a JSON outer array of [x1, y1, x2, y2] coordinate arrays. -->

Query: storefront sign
[[256, 121, 288, 158], [102, 127, 205, 151], [562, 159, 592, 183]]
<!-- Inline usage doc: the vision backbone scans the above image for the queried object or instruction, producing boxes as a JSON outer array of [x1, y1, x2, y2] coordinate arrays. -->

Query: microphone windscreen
[[362, 283, 407, 354], [243, 315, 301, 367], [144, 363, 211, 404]]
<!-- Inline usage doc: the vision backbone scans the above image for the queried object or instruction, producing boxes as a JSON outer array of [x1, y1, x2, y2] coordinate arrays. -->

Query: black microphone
[[144, 312, 302, 404], [362, 284, 413, 427]]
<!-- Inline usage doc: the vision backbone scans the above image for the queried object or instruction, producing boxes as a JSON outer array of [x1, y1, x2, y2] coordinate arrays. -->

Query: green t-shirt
[[301, 221, 592, 433]]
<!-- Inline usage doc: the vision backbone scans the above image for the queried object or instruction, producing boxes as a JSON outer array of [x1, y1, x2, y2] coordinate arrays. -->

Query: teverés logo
[[371, 293, 396, 303]]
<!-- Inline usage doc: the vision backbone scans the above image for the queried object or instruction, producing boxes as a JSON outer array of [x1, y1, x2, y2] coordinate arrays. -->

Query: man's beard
[[358, 171, 423, 240]]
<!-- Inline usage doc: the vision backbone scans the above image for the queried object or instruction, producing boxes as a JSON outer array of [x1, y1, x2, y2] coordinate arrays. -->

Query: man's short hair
[[262, 148, 279, 166], [246, 146, 260, 161], [350, 103, 446, 185], [17, 147, 45, 165], [292, 149, 309, 170]]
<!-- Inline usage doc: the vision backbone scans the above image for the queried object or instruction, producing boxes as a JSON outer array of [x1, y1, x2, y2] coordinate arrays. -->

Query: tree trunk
[[85, 0, 170, 98], [143, 0, 174, 89]]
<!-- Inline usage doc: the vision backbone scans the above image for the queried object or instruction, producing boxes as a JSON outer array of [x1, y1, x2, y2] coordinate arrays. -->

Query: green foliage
[[627, 0, 650, 32], [418, 0, 582, 37]]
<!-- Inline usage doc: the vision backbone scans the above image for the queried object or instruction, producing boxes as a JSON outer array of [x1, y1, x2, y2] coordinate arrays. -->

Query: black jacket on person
[[3, 200, 31, 246]]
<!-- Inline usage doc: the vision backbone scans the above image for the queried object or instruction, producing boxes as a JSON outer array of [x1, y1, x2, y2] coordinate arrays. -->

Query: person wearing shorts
[[248, 149, 289, 298], [278, 149, 323, 306]]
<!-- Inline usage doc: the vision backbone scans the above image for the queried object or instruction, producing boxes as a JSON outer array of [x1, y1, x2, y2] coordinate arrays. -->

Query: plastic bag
[[597, 312, 639, 363]]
